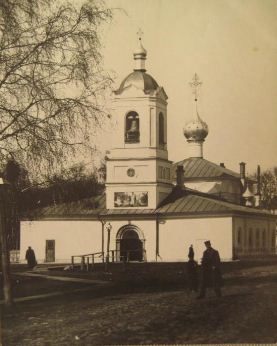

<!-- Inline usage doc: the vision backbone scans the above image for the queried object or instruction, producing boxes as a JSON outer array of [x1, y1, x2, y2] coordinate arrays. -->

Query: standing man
[[197, 240, 222, 299], [187, 245, 198, 292], [25, 246, 37, 269], [188, 244, 194, 259]]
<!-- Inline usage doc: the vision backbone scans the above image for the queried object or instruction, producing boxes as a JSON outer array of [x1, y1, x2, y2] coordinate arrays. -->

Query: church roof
[[24, 188, 274, 220], [174, 157, 241, 180], [156, 188, 272, 217], [114, 71, 159, 95], [26, 194, 106, 219]]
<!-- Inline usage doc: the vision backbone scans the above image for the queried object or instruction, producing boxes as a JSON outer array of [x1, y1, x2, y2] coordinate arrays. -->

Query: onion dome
[[133, 39, 147, 68], [183, 111, 209, 142], [243, 181, 254, 199]]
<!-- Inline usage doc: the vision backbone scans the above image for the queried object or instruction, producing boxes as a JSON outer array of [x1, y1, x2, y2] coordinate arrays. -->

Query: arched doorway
[[116, 226, 144, 262]]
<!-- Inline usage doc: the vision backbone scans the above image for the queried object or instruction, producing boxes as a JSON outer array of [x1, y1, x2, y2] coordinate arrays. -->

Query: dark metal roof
[[156, 188, 271, 216], [114, 71, 159, 95], [174, 157, 240, 179], [25, 188, 274, 220], [28, 194, 106, 219]]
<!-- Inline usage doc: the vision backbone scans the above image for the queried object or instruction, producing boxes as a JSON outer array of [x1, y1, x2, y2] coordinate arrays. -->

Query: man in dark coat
[[25, 246, 37, 269], [188, 244, 194, 259], [197, 240, 222, 298]]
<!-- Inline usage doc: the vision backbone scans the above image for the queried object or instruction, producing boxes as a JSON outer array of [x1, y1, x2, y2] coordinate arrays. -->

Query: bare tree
[[0, 0, 112, 177], [260, 168, 277, 210]]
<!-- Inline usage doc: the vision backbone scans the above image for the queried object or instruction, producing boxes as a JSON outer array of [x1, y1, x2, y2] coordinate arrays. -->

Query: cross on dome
[[189, 73, 202, 102], [136, 28, 144, 41]]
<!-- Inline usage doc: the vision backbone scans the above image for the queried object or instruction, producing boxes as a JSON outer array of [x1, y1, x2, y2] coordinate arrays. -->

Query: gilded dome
[[114, 71, 159, 95], [183, 112, 209, 142]]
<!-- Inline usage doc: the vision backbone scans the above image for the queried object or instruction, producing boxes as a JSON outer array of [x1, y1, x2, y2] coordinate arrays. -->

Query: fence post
[[86, 257, 89, 271], [71, 256, 74, 271], [92, 255, 94, 270], [81, 256, 85, 271]]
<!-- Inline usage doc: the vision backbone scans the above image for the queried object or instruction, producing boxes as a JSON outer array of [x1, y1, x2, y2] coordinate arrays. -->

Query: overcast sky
[[99, 0, 277, 174]]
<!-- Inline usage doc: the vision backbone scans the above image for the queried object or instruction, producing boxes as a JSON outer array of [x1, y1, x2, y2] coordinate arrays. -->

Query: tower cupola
[[133, 29, 147, 72]]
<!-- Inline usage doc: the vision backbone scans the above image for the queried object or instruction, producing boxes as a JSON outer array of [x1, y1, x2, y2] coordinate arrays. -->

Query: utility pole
[[105, 222, 112, 272], [0, 181, 13, 306]]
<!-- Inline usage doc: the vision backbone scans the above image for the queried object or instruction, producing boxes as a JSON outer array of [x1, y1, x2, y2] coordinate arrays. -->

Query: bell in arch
[[125, 112, 140, 143], [129, 119, 138, 132]]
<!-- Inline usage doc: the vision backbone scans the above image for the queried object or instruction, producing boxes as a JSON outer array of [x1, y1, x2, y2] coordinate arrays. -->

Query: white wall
[[20, 216, 234, 263], [20, 220, 102, 263], [159, 217, 233, 262]]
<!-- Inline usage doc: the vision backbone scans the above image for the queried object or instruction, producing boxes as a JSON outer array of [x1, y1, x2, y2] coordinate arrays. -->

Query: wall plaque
[[114, 192, 148, 207]]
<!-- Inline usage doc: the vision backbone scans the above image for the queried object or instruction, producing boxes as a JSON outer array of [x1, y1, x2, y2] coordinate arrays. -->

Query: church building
[[20, 38, 276, 264]]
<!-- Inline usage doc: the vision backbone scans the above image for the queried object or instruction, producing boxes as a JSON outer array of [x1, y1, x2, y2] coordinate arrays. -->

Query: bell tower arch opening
[[159, 112, 166, 149], [125, 111, 140, 143], [116, 225, 145, 262]]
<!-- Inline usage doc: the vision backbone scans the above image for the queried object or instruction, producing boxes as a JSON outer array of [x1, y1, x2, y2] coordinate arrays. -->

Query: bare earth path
[[2, 263, 277, 345]]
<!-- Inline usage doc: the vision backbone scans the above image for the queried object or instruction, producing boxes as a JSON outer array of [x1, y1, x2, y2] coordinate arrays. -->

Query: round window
[[127, 168, 135, 177]]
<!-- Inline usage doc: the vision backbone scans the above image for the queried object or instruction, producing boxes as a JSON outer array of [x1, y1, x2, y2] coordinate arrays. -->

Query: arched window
[[125, 111, 140, 143], [159, 112, 165, 148]]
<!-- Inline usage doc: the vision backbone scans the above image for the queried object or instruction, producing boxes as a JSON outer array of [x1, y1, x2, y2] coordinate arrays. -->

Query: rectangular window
[[256, 229, 260, 248], [262, 229, 266, 248], [249, 228, 253, 249], [158, 166, 163, 179], [165, 168, 170, 180]]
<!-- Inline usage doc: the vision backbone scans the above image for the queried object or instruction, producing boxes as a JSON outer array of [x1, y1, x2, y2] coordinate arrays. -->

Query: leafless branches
[[0, 0, 112, 177]]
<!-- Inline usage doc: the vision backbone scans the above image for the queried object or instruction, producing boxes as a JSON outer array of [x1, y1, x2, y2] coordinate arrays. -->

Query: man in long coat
[[25, 246, 37, 269], [197, 240, 222, 298]]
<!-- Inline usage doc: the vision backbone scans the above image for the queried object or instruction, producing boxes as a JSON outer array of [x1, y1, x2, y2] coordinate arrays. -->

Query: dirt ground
[[2, 263, 277, 345]]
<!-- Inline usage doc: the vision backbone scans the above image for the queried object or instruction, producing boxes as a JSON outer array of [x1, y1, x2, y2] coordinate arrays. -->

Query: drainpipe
[[98, 215, 105, 263], [155, 214, 159, 261]]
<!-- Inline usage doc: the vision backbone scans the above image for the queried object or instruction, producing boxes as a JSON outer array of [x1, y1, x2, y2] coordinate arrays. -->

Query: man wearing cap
[[197, 240, 222, 298]]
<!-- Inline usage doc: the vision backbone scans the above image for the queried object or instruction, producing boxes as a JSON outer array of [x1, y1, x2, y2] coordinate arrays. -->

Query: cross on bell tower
[[136, 28, 144, 40]]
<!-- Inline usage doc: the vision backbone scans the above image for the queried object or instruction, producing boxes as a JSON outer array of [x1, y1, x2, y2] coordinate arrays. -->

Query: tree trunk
[[0, 185, 13, 306]]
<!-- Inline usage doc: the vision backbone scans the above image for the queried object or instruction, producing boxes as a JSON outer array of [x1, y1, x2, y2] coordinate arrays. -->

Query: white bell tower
[[105, 35, 173, 209]]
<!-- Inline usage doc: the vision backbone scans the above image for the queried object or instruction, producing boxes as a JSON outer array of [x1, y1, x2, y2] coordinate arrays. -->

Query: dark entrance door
[[120, 229, 143, 262], [45, 240, 55, 262]]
